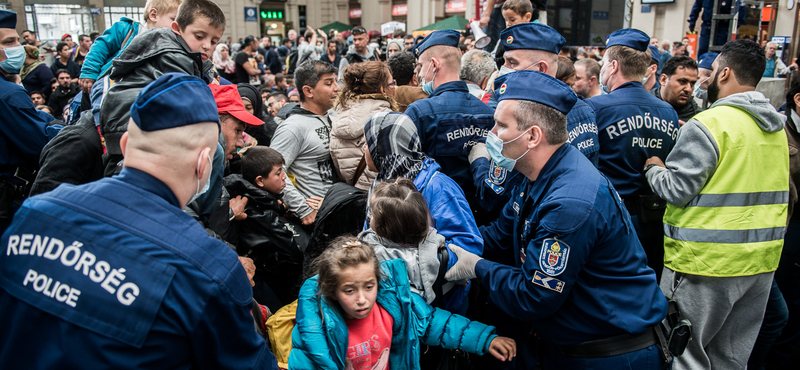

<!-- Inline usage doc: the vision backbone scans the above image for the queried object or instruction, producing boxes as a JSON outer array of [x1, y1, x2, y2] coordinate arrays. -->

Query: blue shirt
[[585, 81, 679, 197], [764, 57, 776, 78], [404, 81, 496, 208], [0, 73, 60, 179], [476, 144, 667, 345], [0, 168, 278, 369]]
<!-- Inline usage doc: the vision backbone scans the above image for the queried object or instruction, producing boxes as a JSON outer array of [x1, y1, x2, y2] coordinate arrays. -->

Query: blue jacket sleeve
[[80, 20, 133, 80], [688, 0, 703, 26], [421, 303, 498, 355], [188, 279, 278, 369], [474, 198, 598, 321], [0, 90, 61, 162], [479, 194, 517, 260], [427, 175, 483, 257]]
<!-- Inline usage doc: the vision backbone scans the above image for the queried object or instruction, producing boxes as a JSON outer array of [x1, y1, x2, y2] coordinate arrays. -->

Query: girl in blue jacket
[[288, 237, 515, 369]]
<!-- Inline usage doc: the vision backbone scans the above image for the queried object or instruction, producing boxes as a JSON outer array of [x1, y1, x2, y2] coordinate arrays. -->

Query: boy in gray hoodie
[[643, 40, 789, 370]]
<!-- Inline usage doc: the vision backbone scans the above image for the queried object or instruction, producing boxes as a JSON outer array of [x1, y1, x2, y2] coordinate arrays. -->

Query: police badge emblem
[[489, 162, 507, 185], [506, 36, 514, 44], [499, 83, 507, 94], [539, 238, 570, 276]]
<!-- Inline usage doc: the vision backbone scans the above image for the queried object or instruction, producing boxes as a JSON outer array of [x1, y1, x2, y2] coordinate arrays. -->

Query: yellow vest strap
[[684, 191, 789, 208], [664, 224, 786, 244]]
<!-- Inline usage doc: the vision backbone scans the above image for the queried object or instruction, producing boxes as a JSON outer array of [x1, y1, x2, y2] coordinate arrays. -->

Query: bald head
[[121, 120, 219, 207]]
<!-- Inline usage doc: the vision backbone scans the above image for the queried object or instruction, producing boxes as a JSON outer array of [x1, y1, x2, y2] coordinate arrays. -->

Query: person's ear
[[793, 93, 800, 112], [302, 85, 314, 100], [528, 126, 544, 148], [254, 175, 265, 188], [149, 8, 158, 23], [539, 60, 550, 75], [659, 73, 667, 86], [171, 21, 181, 34], [411, 74, 418, 86], [717, 67, 731, 84], [523, 12, 533, 22], [480, 76, 489, 90], [120, 132, 129, 157]]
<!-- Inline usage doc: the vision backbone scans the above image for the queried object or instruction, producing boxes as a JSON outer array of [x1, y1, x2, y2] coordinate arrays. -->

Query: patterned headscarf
[[364, 111, 428, 182]]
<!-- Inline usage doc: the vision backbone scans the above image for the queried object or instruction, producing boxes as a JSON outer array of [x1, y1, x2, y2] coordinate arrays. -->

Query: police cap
[[413, 30, 460, 58], [606, 29, 650, 52], [497, 70, 577, 115], [0, 10, 16, 29], [500, 23, 565, 54], [698, 52, 719, 70], [130, 73, 220, 132]]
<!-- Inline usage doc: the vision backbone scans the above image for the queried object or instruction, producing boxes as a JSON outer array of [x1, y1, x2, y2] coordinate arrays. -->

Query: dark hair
[[314, 236, 383, 304], [339, 61, 391, 102], [403, 35, 414, 41], [555, 55, 575, 83], [242, 35, 256, 49], [502, 0, 534, 16], [29, 91, 43, 98], [661, 55, 698, 77], [786, 72, 800, 113], [267, 91, 288, 102], [387, 51, 416, 86], [56, 42, 69, 53], [175, 0, 226, 31], [78, 34, 90, 43], [241, 146, 285, 185], [718, 39, 766, 88], [274, 73, 285, 83], [352, 26, 367, 36], [55, 69, 71, 78], [370, 179, 430, 245], [295, 60, 338, 102], [304, 29, 314, 39], [22, 29, 35, 35], [281, 37, 291, 45], [89, 32, 99, 40], [327, 39, 337, 47]]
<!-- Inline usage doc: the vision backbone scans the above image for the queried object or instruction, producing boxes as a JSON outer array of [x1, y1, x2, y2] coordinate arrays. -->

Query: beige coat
[[330, 94, 397, 190]]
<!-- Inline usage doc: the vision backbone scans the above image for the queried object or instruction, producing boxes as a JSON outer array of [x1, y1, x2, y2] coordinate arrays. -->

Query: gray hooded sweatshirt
[[359, 228, 453, 304], [646, 91, 786, 207]]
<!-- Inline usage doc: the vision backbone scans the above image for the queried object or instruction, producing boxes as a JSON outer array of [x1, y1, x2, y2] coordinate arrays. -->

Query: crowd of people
[[1, 0, 799, 369]]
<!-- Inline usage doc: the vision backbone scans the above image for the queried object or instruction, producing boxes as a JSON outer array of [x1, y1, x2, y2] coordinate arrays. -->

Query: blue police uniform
[[0, 74, 278, 369], [407, 31, 495, 214], [0, 62, 61, 234], [586, 29, 679, 281], [475, 71, 668, 369]]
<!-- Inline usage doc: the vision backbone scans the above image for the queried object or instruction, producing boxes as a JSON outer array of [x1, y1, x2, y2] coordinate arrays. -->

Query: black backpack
[[285, 49, 312, 74]]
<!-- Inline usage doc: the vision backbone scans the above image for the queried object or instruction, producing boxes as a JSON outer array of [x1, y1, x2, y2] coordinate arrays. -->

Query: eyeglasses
[[387, 81, 396, 87]]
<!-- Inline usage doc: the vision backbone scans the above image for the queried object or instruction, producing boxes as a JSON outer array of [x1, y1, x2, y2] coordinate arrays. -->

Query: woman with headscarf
[[21, 45, 54, 95], [330, 61, 397, 190], [237, 83, 277, 146], [363, 111, 482, 315], [386, 39, 403, 58], [213, 43, 236, 82]]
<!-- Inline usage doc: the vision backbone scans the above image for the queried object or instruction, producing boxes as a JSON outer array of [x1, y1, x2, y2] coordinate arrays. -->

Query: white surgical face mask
[[188, 150, 214, 205], [599, 64, 611, 94]]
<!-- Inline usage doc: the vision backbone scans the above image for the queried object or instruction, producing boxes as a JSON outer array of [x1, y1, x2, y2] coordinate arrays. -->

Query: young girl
[[359, 178, 455, 305], [289, 237, 516, 370]]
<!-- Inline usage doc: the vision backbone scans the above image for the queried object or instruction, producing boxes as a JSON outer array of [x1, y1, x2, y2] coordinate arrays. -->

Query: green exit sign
[[260, 10, 283, 19]]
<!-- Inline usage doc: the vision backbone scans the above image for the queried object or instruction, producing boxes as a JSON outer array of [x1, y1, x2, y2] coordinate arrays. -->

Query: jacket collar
[[115, 167, 180, 207], [430, 80, 469, 97]]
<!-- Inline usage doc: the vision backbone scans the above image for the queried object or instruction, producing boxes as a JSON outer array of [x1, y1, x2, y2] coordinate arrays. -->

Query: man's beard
[[707, 71, 721, 104]]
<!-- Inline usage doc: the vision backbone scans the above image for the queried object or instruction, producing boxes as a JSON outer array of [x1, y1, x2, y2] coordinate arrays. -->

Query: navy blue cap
[[606, 28, 650, 52], [0, 10, 16, 29], [698, 52, 718, 70], [130, 73, 219, 132], [648, 45, 660, 63], [413, 30, 460, 58], [497, 70, 577, 115], [500, 23, 565, 54]]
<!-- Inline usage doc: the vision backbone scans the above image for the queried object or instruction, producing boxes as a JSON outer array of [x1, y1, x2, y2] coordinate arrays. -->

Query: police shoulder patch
[[532, 270, 564, 293], [489, 163, 507, 185], [539, 238, 570, 276]]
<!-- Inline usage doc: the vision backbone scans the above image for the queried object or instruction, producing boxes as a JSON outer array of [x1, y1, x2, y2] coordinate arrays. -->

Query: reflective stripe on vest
[[663, 105, 789, 277]]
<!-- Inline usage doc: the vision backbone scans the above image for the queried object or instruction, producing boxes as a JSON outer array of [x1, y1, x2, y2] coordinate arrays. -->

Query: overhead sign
[[446, 0, 467, 13], [261, 10, 283, 19], [90, 8, 102, 15], [349, 8, 362, 18], [244, 7, 257, 22], [392, 4, 408, 16]]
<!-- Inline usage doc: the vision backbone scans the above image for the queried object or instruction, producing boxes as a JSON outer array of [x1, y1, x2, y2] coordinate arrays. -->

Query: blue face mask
[[485, 129, 531, 171], [188, 151, 214, 205], [420, 59, 437, 95], [693, 76, 709, 99], [0, 46, 26, 75]]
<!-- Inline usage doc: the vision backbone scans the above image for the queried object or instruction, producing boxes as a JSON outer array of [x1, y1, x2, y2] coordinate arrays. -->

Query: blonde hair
[[313, 236, 383, 305], [144, 0, 183, 22]]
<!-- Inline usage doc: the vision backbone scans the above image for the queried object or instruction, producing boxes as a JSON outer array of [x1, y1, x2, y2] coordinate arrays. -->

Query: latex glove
[[445, 245, 482, 281], [468, 142, 489, 164]]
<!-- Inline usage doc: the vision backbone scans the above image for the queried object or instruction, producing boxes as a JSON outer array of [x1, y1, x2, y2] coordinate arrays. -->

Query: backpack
[[285, 48, 311, 74], [302, 183, 368, 278]]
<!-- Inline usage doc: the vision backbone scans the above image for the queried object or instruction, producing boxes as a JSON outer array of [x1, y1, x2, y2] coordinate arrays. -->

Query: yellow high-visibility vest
[[663, 105, 789, 277]]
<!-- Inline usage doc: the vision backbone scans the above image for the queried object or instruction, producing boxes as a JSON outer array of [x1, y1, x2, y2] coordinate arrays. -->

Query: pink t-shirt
[[345, 303, 393, 370]]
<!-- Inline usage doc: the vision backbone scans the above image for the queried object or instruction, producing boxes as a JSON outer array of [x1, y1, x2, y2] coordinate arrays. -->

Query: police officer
[[0, 10, 61, 233], [472, 23, 600, 221], [0, 73, 278, 369], [446, 70, 669, 369], [405, 30, 495, 223], [585, 29, 679, 281]]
